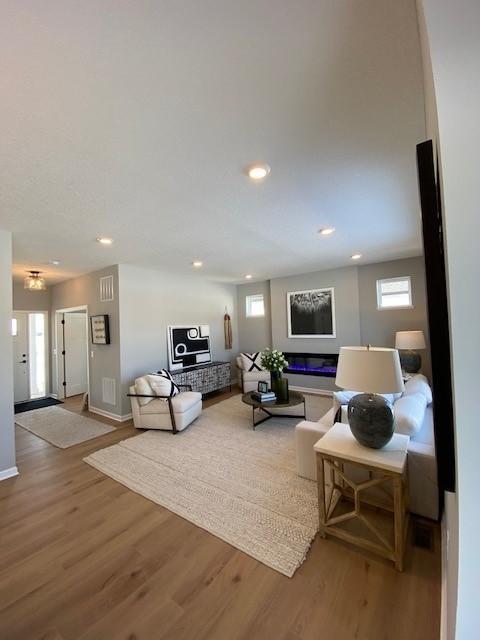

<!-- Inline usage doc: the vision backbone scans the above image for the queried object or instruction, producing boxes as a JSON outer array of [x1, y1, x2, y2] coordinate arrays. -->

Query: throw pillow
[[135, 376, 154, 406], [240, 352, 265, 372], [393, 392, 427, 436], [147, 370, 180, 398], [404, 374, 433, 405], [333, 390, 361, 414]]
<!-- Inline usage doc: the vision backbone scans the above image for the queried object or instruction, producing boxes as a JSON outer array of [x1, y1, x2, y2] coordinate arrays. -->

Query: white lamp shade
[[335, 346, 404, 394], [395, 330, 426, 350]]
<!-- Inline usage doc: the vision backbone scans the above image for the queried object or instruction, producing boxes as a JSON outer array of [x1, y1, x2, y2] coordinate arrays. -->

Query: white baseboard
[[289, 386, 333, 397], [49, 393, 58, 400], [0, 466, 19, 481], [89, 405, 132, 422]]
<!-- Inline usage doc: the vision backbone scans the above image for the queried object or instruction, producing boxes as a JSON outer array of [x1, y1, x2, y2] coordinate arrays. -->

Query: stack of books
[[251, 391, 276, 402]]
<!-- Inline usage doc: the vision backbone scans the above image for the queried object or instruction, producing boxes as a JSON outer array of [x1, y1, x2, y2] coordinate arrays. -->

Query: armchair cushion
[[139, 391, 202, 415]]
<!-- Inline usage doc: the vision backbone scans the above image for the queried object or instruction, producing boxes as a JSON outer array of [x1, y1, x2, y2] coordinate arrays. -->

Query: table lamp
[[335, 346, 404, 449], [395, 330, 426, 374]]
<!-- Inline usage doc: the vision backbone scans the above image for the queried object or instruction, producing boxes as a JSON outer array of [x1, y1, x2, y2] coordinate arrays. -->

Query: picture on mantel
[[287, 288, 336, 338]]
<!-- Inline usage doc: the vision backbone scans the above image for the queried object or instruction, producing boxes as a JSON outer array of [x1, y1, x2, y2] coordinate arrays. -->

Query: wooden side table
[[314, 423, 410, 571]]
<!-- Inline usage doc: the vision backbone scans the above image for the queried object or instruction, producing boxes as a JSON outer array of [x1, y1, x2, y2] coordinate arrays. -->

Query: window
[[376, 276, 413, 309], [246, 294, 265, 317]]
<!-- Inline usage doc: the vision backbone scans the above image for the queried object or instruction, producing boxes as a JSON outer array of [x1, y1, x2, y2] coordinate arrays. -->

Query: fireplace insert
[[283, 352, 338, 378]]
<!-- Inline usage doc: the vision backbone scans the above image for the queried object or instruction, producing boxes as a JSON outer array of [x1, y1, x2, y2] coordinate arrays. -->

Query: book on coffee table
[[251, 392, 276, 402]]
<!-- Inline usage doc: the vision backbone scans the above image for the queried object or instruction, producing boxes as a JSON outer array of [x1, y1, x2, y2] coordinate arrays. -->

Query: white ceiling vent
[[100, 275, 114, 302], [102, 377, 116, 406]]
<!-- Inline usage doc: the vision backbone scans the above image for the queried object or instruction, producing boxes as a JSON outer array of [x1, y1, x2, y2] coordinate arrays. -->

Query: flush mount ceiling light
[[192, 260, 203, 268], [351, 253, 363, 260], [246, 163, 271, 181], [24, 271, 46, 291], [319, 227, 336, 236], [96, 237, 113, 245], [245, 274, 253, 279], [49, 260, 60, 265]]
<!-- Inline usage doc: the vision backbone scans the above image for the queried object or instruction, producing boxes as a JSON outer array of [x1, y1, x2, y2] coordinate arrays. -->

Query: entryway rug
[[14, 397, 63, 414], [15, 406, 116, 448], [84, 393, 331, 577]]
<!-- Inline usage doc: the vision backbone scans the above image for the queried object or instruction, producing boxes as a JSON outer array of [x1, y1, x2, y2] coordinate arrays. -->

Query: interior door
[[12, 312, 29, 403], [64, 313, 88, 397]]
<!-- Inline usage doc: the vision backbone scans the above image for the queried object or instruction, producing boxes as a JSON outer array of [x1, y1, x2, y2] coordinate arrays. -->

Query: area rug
[[15, 406, 116, 448], [84, 393, 331, 577]]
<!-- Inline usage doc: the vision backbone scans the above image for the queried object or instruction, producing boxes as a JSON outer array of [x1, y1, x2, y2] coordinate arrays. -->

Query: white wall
[[119, 265, 238, 415], [418, 2, 480, 638], [50, 266, 122, 417], [236, 280, 272, 354], [0, 230, 16, 478], [12, 280, 51, 311]]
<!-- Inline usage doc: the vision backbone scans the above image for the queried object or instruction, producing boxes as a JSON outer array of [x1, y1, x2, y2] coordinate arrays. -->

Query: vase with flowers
[[260, 348, 289, 402]]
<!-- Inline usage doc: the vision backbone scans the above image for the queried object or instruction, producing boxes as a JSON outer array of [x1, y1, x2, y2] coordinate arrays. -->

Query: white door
[[12, 312, 29, 403], [64, 313, 88, 397]]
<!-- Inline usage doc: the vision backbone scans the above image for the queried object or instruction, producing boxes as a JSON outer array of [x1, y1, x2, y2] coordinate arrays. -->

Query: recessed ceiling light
[[49, 260, 60, 265], [351, 253, 362, 260], [319, 227, 335, 236], [245, 274, 253, 280], [96, 237, 113, 245], [192, 260, 203, 268], [246, 163, 271, 180]]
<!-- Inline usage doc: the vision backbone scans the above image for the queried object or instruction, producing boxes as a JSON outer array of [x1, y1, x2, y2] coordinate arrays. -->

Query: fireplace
[[283, 352, 338, 378]]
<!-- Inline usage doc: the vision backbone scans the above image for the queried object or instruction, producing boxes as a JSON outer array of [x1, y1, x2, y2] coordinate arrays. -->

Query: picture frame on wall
[[287, 287, 336, 338], [90, 314, 111, 345], [167, 325, 212, 370]]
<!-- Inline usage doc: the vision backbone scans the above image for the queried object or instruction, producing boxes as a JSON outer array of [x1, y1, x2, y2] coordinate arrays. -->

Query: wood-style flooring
[[0, 390, 441, 640]]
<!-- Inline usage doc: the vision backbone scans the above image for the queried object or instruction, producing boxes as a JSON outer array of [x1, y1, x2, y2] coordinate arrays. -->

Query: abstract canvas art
[[167, 325, 212, 370], [287, 288, 336, 338]]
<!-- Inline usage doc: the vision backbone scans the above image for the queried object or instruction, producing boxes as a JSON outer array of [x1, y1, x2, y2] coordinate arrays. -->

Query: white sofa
[[296, 392, 438, 520], [129, 385, 202, 433], [236, 355, 270, 393]]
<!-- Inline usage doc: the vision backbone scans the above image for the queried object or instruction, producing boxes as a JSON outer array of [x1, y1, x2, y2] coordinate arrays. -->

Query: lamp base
[[399, 350, 421, 374], [347, 393, 394, 449]]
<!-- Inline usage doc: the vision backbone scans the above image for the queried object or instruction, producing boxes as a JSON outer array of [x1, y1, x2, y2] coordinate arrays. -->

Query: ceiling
[[1, 1, 426, 286]]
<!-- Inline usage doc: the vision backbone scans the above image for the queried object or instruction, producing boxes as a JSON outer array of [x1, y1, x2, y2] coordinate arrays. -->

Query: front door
[[12, 312, 29, 403]]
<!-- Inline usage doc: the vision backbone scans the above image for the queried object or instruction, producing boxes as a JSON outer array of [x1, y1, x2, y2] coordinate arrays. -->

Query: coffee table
[[242, 390, 306, 429]]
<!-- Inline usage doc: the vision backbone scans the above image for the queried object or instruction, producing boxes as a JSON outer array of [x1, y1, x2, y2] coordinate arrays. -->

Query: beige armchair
[[236, 355, 270, 393], [128, 383, 202, 434]]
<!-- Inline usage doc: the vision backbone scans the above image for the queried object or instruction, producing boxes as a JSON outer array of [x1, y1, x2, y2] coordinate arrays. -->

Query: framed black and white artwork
[[287, 288, 336, 338], [90, 314, 111, 345], [168, 325, 212, 370]]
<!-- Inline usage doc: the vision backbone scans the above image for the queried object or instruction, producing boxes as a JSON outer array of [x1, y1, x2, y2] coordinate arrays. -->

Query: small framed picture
[[258, 380, 269, 393], [90, 314, 110, 345]]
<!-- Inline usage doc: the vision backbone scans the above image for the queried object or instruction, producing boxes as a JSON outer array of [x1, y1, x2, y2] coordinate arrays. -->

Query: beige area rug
[[15, 406, 116, 448], [84, 393, 331, 577]]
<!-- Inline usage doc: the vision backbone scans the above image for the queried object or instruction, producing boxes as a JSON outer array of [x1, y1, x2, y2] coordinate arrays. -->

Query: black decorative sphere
[[347, 393, 394, 449]]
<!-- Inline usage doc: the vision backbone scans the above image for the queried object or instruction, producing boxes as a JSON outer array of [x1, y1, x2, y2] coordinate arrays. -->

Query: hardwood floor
[[0, 390, 441, 640]]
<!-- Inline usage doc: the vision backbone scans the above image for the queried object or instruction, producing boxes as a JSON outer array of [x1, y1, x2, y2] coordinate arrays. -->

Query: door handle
[[19, 360, 27, 364]]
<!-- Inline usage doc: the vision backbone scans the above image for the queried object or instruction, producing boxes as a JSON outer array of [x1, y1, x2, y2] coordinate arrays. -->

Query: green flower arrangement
[[260, 348, 289, 372]]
